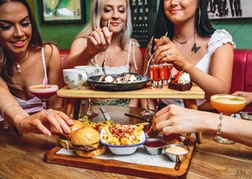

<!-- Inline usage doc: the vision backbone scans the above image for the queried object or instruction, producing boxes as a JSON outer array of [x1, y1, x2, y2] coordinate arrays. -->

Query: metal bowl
[[143, 138, 166, 155], [87, 73, 150, 91], [163, 144, 189, 162]]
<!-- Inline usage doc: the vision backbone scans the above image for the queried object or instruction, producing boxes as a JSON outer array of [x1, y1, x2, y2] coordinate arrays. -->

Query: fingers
[[89, 28, 111, 48], [31, 109, 72, 136], [153, 37, 173, 64]]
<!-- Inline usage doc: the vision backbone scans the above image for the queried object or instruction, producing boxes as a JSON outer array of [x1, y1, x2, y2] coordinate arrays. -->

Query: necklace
[[191, 33, 201, 53], [173, 32, 195, 44], [10, 51, 29, 73]]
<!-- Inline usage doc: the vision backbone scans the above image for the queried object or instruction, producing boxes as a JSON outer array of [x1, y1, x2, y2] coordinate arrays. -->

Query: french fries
[[102, 123, 144, 145]]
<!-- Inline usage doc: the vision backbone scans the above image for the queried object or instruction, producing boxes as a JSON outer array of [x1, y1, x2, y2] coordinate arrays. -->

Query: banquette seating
[[59, 48, 252, 112]]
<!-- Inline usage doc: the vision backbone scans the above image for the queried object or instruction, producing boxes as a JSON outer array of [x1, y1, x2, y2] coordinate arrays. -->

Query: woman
[[0, 0, 72, 136], [64, 0, 143, 107], [144, 0, 235, 111]]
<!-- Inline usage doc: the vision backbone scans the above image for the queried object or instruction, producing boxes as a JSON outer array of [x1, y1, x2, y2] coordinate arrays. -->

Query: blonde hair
[[75, 0, 133, 49]]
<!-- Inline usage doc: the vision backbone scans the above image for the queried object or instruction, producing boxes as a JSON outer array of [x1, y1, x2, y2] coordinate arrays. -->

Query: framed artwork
[[208, 0, 252, 19], [40, 0, 85, 24]]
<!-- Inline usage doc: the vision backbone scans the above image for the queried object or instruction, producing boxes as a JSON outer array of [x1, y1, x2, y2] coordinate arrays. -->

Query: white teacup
[[74, 65, 101, 77], [63, 69, 87, 90]]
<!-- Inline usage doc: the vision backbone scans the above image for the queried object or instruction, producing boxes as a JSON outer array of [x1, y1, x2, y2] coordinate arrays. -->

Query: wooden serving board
[[44, 137, 196, 179]]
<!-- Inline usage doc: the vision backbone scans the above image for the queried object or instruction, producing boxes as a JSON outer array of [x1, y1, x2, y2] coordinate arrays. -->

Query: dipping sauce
[[165, 146, 188, 155], [144, 140, 166, 147]]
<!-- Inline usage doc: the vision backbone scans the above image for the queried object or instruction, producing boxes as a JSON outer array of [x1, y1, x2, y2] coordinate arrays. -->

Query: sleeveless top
[[0, 48, 47, 121], [161, 29, 236, 107], [91, 39, 139, 106]]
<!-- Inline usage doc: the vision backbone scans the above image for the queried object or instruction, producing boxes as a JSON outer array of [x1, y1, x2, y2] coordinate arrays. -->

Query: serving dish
[[100, 129, 147, 155], [87, 73, 150, 91]]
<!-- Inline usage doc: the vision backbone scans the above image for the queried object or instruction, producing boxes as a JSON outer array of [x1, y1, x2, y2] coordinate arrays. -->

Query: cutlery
[[124, 113, 150, 121], [99, 106, 111, 121], [101, 19, 110, 74]]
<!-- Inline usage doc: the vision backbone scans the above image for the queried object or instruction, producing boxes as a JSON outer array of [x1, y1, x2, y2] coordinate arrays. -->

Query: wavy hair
[[75, 0, 133, 49], [0, 0, 43, 95]]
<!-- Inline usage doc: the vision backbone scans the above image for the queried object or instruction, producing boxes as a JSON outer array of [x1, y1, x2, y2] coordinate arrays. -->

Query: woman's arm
[[153, 105, 252, 147], [0, 81, 72, 136]]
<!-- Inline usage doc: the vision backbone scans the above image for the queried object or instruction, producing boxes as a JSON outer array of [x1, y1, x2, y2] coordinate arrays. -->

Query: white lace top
[[162, 29, 236, 107]]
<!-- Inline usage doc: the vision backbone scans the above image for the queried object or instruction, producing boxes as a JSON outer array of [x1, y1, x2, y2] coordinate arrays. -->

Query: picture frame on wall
[[40, 0, 85, 24], [208, 0, 252, 19]]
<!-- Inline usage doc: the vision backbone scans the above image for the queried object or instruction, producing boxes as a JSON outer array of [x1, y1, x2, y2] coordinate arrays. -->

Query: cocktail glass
[[29, 84, 59, 109], [210, 94, 246, 144]]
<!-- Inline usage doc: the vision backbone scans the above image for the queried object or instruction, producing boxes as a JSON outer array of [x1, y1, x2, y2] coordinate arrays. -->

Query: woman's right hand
[[86, 27, 113, 56]]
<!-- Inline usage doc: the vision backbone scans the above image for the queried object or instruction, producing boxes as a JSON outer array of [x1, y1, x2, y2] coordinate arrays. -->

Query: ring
[[46, 110, 50, 115], [165, 51, 170, 57]]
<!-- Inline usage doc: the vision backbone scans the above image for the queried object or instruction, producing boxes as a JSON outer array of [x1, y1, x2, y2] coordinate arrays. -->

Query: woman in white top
[[143, 0, 235, 111], [0, 0, 72, 136], [64, 0, 143, 107]]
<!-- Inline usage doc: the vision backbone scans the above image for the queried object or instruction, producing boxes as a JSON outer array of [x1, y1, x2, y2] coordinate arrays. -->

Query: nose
[[171, 0, 179, 5], [111, 10, 119, 19], [13, 25, 24, 37]]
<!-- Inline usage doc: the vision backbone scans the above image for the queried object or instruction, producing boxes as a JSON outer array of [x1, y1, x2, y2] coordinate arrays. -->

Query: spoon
[[101, 19, 110, 74]]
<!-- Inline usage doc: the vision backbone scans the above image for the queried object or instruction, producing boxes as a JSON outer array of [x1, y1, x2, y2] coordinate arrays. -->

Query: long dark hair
[[0, 0, 43, 95], [151, 0, 215, 49]]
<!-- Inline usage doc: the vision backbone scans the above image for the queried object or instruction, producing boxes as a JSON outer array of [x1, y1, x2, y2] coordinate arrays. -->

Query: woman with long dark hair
[[143, 0, 235, 111]]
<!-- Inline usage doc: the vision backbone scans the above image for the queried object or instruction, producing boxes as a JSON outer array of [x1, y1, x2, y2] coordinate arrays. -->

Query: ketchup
[[144, 140, 165, 147]]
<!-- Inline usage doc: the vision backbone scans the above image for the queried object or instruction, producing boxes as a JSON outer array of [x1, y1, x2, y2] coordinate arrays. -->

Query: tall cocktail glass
[[29, 84, 59, 109], [210, 94, 246, 144]]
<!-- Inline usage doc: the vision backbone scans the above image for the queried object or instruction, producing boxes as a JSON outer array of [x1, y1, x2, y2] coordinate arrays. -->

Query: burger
[[70, 127, 106, 157], [58, 119, 85, 149]]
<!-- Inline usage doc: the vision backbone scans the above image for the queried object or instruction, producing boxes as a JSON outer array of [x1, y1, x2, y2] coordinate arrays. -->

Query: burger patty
[[72, 142, 100, 151]]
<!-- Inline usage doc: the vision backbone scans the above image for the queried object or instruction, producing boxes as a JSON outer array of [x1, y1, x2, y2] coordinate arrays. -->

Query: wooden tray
[[44, 137, 196, 179]]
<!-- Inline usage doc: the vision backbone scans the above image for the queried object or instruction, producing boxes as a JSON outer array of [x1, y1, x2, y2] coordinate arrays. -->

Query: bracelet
[[1, 103, 15, 118], [216, 113, 224, 135]]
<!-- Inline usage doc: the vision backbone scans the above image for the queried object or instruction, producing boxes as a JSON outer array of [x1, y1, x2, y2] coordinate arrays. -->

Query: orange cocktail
[[210, 94, 246, 115], [210, 94, 246, 144]]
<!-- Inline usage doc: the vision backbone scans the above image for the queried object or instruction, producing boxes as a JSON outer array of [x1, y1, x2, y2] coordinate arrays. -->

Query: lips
[[12, 40, 26, 48]]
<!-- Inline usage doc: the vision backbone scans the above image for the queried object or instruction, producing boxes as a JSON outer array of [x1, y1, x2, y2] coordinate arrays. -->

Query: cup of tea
[[63, 69, 87, 90], [161, 63, 173, 87], [74, 65, 101, 77], [150, 64, 163, 90]]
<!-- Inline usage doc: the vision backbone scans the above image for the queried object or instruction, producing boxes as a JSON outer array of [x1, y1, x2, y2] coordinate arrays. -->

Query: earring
[[198, 7, 201, 26]]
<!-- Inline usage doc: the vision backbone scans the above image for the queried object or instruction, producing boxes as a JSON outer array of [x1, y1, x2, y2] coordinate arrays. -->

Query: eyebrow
[[0, 15, 30, 23]]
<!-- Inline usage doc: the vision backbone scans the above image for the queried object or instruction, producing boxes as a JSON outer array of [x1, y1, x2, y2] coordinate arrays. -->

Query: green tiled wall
[[30, 0, 252, 49]]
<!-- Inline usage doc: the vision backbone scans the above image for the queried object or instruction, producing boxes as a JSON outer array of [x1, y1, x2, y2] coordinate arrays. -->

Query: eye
[[0, 24, 11, 30], [104, 6, 112, 13], [21, 21, 31, 27], [118, 7, 126, 13]]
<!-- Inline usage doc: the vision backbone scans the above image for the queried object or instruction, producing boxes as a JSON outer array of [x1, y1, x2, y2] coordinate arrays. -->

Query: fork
[[101, 19, 110, 74], [143, 31, 169, 76]]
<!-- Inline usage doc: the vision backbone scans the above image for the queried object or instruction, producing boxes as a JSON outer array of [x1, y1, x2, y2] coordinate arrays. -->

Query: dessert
[[168, 71, 192, 91]]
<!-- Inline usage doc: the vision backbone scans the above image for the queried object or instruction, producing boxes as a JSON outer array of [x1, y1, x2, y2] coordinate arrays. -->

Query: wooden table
[[1, 106, 251, 179], [57, 84, 205, 143]]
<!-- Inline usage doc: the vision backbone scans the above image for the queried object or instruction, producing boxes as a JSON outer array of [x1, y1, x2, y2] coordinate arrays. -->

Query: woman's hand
[[153, 105, 200, 135], [86, 27, 113, 56], [16, 109, 73, 136], [153, 36, 191, 71], [232, 91, 252, 105]]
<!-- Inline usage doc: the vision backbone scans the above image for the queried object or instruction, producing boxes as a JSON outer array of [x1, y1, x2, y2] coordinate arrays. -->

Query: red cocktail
[[29, 84, 59, 109], [150, 64, 163, 90]]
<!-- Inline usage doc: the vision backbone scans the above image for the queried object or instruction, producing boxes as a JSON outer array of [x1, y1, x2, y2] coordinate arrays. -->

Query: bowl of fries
[[100, 123, 147, 155]]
